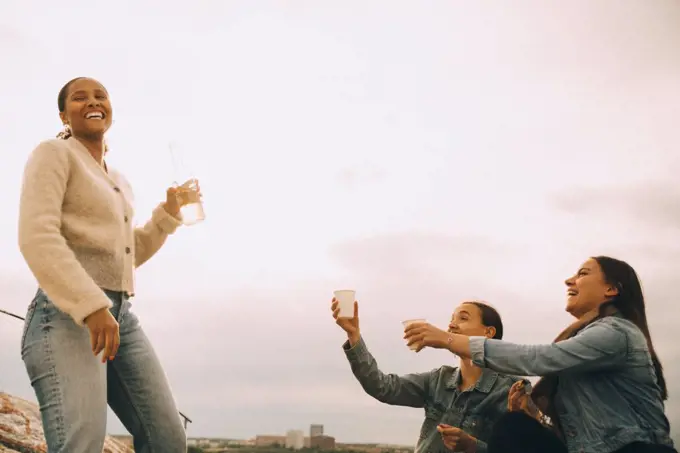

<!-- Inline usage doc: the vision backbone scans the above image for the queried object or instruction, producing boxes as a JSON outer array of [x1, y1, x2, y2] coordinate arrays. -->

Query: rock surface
[[0, 391, 132, 453]]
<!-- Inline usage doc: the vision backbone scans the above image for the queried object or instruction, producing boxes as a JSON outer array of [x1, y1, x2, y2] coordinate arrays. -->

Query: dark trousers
[[488, 412, 567, 453], [487, 412, 677, 453]]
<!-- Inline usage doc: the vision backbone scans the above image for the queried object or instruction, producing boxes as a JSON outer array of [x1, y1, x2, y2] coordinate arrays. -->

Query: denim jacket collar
[[447, 367, 499, 393]]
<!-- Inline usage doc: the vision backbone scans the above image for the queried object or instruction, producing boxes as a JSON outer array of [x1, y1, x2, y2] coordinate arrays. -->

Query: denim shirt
[[344, 337, 527, 453], [469, 315, 674, 453]]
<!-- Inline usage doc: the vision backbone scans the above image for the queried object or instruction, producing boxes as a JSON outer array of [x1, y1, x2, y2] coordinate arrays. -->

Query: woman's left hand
[[163, 180, 201, 219], [163, 186, 182, 218], [437, 424, 477, 452], [404, 322, 450, 352]]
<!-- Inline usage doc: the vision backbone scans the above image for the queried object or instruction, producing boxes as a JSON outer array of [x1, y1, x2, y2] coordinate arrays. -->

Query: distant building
[[188, 438, 222, 448], [187, 438, 251, 448], [310, 424, 324, 437], [310, 435, 335, 450], [304, 436, 311, 448], [228, 438, 253, 446], [286, 430, 305, 450], [255, 435, 287, 447]]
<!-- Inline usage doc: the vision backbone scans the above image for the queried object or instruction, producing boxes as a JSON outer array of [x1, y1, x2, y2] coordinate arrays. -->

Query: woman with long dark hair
[[404, 256, 675, 453]]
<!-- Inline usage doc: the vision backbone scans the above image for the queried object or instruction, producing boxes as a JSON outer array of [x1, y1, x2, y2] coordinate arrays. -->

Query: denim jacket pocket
[[462, 414, 492, 439]]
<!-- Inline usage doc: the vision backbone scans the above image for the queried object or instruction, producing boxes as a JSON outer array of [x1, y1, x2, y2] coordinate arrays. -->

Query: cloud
[[330, 230, 521, 279], [336, 166, 386, 189], [547, 182, 680, 313], [551, 182, 680, 231], [328, 231, 573, 325], [0, 23, 41, 50]]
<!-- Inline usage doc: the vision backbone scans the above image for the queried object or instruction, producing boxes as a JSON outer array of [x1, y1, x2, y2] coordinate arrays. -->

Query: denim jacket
[[344, 337, 527, 453], [469, 315, 674, 453]]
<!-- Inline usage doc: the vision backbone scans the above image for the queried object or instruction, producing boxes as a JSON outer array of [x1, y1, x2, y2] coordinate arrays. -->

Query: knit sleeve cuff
[[151, 204, 182, 234], [68, 292, 114, 326]]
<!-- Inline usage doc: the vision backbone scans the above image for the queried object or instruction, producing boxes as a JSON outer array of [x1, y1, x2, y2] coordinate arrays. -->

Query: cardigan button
[[125, 247, 131, 254]]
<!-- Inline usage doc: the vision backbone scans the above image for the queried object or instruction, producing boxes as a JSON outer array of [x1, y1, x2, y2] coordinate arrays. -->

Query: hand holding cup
[[164, 178, 205, 225], [331, 290, 360, 346]]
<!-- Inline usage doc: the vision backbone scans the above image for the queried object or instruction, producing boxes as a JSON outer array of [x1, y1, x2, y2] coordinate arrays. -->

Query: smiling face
[[447, 302, 498, 339], [58, 78, 112, 140], [565, 258, 619, 318]]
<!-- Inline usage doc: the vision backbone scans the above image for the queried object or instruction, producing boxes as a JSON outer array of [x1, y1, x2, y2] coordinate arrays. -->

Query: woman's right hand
[[84, 307, 120, 363], [331, 298, 360, 346]]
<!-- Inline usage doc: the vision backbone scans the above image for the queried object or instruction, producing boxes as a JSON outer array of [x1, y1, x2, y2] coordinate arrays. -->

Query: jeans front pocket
[[20, 289, 43, 352]]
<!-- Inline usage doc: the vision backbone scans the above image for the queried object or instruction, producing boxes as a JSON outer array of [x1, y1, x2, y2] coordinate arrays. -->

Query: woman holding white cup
[[330, 296, 525, 453]]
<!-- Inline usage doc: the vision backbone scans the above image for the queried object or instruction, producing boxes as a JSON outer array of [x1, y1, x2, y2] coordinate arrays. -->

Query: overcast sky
[[1, 0, 679, 446]]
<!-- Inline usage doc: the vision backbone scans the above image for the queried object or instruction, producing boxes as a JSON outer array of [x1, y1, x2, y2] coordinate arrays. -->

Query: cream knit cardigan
[[18, 137, 181, 325]]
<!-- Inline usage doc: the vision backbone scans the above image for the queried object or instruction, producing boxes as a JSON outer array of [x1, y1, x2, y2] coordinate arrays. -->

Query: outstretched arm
[[448, 320, 628, 376], [344, 337, 433, 408]]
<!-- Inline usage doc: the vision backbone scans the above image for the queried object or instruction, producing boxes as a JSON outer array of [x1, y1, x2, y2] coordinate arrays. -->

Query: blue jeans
[[21, 289, 187, 453]]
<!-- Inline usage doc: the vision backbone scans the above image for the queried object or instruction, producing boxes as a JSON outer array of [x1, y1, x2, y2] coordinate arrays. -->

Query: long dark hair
[[56, 77, 85, 140], [594, 256, 667, 400], [466, 301, 504, 340]]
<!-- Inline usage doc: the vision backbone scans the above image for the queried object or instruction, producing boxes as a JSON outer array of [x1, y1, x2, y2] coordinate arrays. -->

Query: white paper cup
[[333, 290, 356, 318], [402, 318, 426, 351]]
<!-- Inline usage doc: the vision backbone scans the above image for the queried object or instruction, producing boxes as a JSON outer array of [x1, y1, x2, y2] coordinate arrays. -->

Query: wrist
[[348, 332, 361, 347], [162, 202, 180, 218], [445, 333, 456, 353], [445, 333, 471, 359], [84, 307, 104, 324]]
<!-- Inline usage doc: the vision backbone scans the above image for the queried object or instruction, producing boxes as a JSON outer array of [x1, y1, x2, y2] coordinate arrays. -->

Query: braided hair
[[56, 77, 85, 139]]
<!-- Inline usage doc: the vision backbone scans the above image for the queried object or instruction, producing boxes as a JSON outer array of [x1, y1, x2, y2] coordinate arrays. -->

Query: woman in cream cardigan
[[18, 77, 198, 453]]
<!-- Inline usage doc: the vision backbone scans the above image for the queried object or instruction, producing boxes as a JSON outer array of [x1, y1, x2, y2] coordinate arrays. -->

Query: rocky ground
[[0, 391, 132, 453]]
